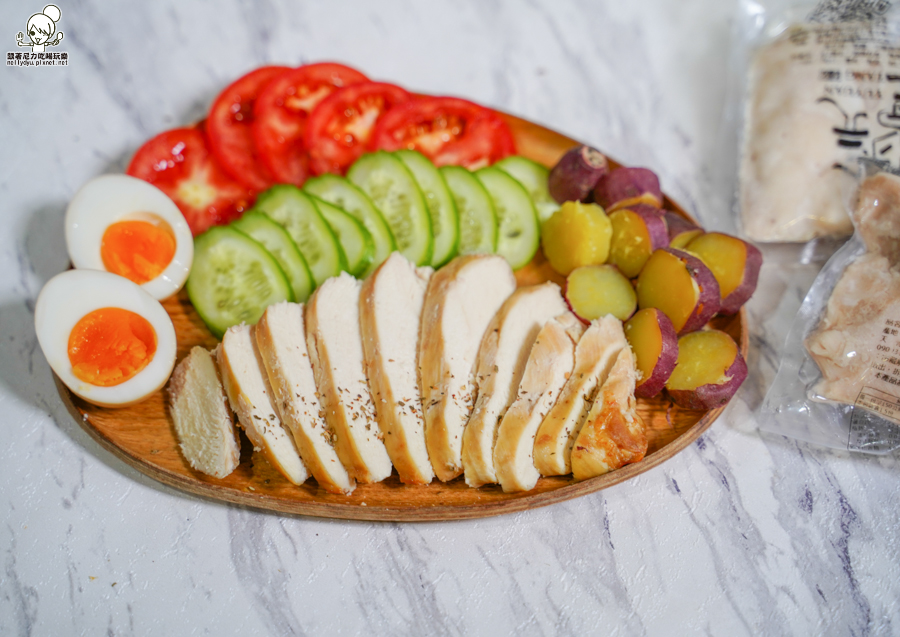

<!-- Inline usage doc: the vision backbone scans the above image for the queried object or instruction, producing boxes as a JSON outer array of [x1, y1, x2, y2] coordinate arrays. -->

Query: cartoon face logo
[[16, 5, 64, 53]]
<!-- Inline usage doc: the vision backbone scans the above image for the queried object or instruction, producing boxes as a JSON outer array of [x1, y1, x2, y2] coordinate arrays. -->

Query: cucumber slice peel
[[495, 155, 559, 223], [187, 226, 292, 338], [475, 166, 540, 270], [348, 151, 433, 267], [440, 165, 497, 255], [231, 211, 314, 303], [395, 149, 459, 268], [309, 194, 375, 278]]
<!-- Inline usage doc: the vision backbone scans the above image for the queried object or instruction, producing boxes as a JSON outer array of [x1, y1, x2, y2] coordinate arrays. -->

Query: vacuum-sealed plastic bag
[[760, 163, 900, 453], [737, 0, 900, 243]]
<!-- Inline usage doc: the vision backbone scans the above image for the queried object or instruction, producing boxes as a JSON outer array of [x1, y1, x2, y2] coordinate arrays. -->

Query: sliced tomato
[[252, 62, 369, 186], [126, 125, 255, 236], [207, 65, 290, 191], [305, 82, 411, 175], [373, 97, 516, 170]]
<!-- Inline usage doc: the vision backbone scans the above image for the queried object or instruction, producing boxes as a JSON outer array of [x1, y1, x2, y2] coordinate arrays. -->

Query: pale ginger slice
[[360, 253, 435, 485], [493, 313, 584, 492], [168, 345, 241, 479], [256, 302, 355, 495], [306, 272, 392, 484], [419, 254, 517, 481], [533, 315, 627, 476], [462, 282, 569, 487], [571, 346, 646, 480], [217, 324, 309, 485]]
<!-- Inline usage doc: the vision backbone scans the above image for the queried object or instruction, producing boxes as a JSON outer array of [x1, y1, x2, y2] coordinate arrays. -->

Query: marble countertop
[[1, 0, 897, 634]]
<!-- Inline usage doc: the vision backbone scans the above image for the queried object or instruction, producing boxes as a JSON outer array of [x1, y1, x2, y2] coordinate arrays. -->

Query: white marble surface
[[1, 0, 898, 635]]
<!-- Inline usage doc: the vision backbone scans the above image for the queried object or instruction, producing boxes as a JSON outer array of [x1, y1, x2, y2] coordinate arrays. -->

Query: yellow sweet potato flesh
[[666, 330, 737, 390], [686, 233, 746, 299], [635, 250, 699, 333], [624, 309, 663, 385], [609, 209, 652, 278], [541, 201, 612, 275], [566, 265, 636, 321]]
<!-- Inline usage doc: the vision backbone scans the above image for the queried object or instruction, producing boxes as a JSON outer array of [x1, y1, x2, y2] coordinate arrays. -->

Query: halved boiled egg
[[35, 269, 177, 408], [66, 174, 193, 300]]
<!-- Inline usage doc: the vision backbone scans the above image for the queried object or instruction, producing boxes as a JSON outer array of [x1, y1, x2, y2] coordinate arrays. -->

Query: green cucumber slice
[[495, 155, 559, 223], [250, 185, 346, 287], [395, 150, 459, 268], [348, 151, 433, 267], [231, 211, 314, 303], [439, 165, 497, 255], [187, 226, 292, 338], [304, 174, 395, 275], [309, 194, 374, 278], [475, 166, 540, 270]]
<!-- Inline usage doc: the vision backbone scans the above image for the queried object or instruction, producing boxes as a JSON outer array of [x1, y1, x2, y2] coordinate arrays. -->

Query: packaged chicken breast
[[761, 162, 900, 453], [737, 0, 900, 243]]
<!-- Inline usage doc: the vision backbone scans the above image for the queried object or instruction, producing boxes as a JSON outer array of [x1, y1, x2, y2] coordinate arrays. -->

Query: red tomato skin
[[252, 62, 369, 186], [373, 96, 516, 170], [207, 65, 290, 191], [126, 125, 255, 236], [305, 82, 411, 176]]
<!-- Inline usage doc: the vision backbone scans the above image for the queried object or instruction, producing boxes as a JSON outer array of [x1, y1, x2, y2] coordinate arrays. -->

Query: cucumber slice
[[304, 174, 395, 275], [348, 151, 433, 267], [251, 185, 346, 287], [395, 149, 459, 268], [440, 165, 497, 255], [475, 166, 540, 270], [187, 226, 292, 338], [309, 194, 374, 278], [495, 155, 559, 223], [231, 211, 314, 303]]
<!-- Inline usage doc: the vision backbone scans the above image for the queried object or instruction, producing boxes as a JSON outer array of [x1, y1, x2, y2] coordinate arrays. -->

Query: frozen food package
[[737, 0, 900, 243], [760, 163, 900, 453]]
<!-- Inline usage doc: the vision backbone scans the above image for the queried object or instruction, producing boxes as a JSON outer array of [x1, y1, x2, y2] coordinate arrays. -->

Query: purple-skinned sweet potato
[[635, 248, 720, 335], [593, 167, 662, 212], [665, 329, 747, 410], [685, 232, 762, 315], [564, 264, 637, 322], [663, 211, 703, 249], [608, 205, 670, 278], [624, 308, 679, 398], [548, 145, 609, 204]]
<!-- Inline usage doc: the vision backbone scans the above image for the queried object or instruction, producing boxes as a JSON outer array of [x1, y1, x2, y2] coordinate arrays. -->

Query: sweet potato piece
[[685, 232, 762, 315], [565, 265, 637, 322], [624, 308, 678, 398], [664, 211, 703, 249], [665, 329, 747, 410], [593, 167, 662, 212], [608, 206, 669, 278], [635, 248, 720, 335], [548, 145, 609, 203], [541, 201, 612, 275]]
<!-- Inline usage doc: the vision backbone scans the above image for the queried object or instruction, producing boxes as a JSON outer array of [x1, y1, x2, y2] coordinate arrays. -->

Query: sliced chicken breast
[[462, 282, 568, 487], [533, 315, 627, 476], [419, 254, 516, 481], [168, 345, 241, 479], [256, 302, 355, 494], [360, 253, 435, 484], [571, 346, 646, 480], [493, 313, 584, 492], [217, 324, 309, 485], [305, 272, 393, 484]]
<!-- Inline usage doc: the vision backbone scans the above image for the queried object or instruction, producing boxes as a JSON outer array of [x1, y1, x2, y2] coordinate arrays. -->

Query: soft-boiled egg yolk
[[100, 219, 176, 285], [67, 307, 158, 386]]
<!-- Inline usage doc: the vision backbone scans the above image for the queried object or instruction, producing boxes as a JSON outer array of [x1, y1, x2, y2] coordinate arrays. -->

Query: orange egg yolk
[[67, 307, 157, 387], [101, 219, 176, 285]]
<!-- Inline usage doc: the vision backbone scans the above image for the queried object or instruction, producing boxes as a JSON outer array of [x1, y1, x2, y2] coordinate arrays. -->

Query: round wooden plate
[[56, 112, 747, 522]]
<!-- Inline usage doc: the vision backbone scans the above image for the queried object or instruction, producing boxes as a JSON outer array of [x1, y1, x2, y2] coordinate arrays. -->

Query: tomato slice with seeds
[[373, 97, 516, 170], [305, 81, 411, 176], [252, 62, 369, 186], [126, 125, 255, 236], [206, 65, 290, 191]]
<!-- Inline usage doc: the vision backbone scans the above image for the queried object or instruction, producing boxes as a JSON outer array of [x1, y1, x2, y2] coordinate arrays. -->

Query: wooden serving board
[[56, 113, 747, 522]]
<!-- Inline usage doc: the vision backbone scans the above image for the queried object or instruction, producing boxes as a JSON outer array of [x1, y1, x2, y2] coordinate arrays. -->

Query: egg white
[[35, 269, 177, 408], [65, 174, 193, 300]]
